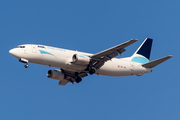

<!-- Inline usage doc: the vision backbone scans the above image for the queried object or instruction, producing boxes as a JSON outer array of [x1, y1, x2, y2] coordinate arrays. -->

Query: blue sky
[[0, 0, 179, 120]]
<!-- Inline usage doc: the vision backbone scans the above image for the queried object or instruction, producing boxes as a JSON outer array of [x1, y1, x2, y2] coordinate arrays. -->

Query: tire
[[24, 64, 28, 68], [76, 77, 82, 83], [89, 69, 95, 75]]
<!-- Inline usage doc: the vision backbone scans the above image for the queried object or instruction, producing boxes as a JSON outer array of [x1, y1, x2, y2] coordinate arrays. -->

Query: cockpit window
[[16, 46, 25, 48]]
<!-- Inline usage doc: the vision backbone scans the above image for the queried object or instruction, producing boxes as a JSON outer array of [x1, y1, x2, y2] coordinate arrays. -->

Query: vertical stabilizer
[[131, 38, 153, 64]]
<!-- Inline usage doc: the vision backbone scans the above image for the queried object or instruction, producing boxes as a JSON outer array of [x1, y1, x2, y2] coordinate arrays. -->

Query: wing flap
[[58, 69, 88, 86], [142, 55, 173, 68], [58, 79, 69, 86], [78, 72, 88, 77]]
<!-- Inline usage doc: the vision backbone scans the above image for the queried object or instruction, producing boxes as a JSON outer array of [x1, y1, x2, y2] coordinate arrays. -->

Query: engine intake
[[72, 54, 90, 65], [47, 69, 65, 80]]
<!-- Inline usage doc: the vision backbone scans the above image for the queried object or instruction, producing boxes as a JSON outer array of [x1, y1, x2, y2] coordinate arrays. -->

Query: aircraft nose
[[9, 49, 15, 55], [9, 48, 20, 58]]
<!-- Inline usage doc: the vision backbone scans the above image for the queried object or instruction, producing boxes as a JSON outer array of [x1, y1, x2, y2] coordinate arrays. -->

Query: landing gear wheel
[[75, 77, 82, 83], [24, 64, 29, 68], [89, 69, 95, 75]]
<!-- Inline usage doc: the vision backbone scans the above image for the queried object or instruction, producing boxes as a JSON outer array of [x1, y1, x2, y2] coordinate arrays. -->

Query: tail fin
[[131, 38, 153, 64]]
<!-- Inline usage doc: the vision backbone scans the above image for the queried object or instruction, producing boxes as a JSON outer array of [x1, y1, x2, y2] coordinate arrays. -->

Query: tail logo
[[131, 38, 153, 64]]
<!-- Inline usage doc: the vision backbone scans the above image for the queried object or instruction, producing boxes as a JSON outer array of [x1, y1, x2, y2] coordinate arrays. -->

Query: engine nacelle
[[72, 54, 90, 65], [47, 69, 65, 80]]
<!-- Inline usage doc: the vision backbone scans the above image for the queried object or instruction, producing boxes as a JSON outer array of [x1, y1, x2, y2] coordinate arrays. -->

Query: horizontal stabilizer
[[142, 55, 173, 68]]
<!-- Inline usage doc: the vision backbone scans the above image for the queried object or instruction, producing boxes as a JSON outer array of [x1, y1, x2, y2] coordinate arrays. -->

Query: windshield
[[16, 46, 25, 48]]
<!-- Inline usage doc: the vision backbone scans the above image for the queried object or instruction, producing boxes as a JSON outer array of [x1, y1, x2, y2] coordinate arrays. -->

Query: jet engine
[[47, 69, 65, 80], [72, 54, 90, 65]]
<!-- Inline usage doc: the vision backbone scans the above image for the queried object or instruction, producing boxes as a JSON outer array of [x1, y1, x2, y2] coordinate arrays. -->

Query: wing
[[58, 69, 88, 86], [58, 39, 137, 85], [58, 79, 69, 86], [90, 39, 138, 69]]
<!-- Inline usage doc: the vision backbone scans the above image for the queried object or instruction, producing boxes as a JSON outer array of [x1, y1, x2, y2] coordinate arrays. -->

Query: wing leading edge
[[90, 39, 138, 69]]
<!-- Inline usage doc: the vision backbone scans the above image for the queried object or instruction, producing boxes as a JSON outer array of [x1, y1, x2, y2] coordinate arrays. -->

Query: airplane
[[9, 38, 172, 86]]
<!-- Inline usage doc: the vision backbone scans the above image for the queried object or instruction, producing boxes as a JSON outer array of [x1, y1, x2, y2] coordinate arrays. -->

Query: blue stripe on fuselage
[[39, 50, 56, 57], [131, 56, 149, 64]]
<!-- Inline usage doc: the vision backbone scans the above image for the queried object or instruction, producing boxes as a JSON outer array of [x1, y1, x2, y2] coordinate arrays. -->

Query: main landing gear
[[89, 69, 96, 75], [85, 64, 96, 75], [75, 77, 82, 83], [74, 72, 82, 83]]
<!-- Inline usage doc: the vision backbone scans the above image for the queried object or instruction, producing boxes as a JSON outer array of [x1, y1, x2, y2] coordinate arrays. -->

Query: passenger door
[[32, 45, 37, 53]]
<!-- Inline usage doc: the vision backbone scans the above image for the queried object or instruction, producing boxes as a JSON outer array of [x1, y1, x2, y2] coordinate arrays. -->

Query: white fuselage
[[9, 44, 152, 76]]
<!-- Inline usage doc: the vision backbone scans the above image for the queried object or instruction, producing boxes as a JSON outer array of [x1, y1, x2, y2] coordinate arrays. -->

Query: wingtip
[[168, 55, 173, 58], [130, 39, 138, 42]]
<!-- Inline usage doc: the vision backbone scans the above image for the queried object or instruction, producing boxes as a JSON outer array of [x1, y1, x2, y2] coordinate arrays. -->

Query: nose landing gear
[[24, 63, 29, 68], [19, 58, 29, 68]]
